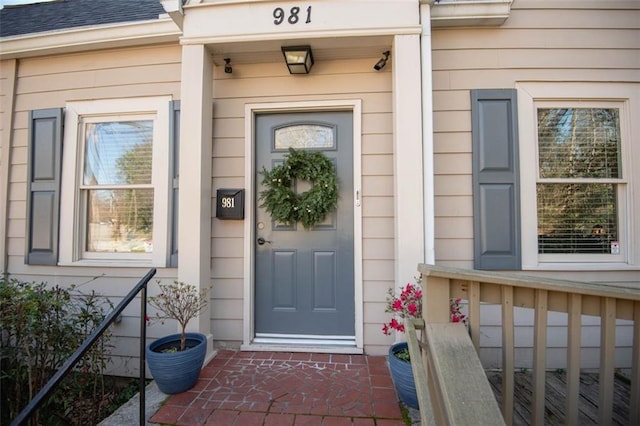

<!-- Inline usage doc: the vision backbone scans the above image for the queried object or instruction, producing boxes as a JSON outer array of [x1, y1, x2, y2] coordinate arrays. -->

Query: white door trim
[[241, 100, 363, 353]]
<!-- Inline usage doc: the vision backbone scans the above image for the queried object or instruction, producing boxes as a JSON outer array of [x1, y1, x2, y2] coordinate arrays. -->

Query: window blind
[[536, 108, 621, 255]]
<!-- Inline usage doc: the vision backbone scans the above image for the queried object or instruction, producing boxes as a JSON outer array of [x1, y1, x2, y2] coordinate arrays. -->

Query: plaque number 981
[[273, 6, 312, 25], [221, 197, 235, 208]]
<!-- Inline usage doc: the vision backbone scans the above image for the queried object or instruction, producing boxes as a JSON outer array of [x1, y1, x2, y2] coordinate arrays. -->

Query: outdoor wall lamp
[[224, 58, 233, 74], [373, 51, 390, 71], [281, 45, 314, 74]]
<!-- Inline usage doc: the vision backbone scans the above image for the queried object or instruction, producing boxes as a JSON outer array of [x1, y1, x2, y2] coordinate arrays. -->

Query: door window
[[274, 123, 335, 150]]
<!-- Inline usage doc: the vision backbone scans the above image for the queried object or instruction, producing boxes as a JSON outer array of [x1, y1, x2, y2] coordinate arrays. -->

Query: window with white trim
[[60, 97, 171, 266], [536, 107, 623, 258], [518, 83, 639, 268]]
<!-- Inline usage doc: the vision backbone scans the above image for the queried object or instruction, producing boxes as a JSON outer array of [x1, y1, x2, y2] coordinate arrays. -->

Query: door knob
[[257, 237, 272, 245]]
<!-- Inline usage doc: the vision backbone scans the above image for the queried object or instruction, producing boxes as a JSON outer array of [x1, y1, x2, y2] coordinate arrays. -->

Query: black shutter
[[471, 89, 521, 270], [169, 101, 180, 267], [26, 108, 63, 265]]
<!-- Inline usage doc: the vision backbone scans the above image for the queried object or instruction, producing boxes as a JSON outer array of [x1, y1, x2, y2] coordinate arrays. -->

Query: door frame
[[241, 100, 363, 353]]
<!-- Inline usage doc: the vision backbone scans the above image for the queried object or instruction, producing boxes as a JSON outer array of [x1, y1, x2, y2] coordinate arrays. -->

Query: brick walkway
[[150, 350, 406, 425]]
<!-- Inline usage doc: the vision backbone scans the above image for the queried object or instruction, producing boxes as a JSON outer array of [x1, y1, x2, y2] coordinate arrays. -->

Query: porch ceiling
[[204, 35, 394, 66]]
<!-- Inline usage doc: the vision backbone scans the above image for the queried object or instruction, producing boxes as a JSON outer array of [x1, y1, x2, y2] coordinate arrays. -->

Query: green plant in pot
[[146, 280, 209, 394], [383, 277, 467, 409]]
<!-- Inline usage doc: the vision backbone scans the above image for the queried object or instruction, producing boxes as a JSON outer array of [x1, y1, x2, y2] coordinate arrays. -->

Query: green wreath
[[259, 148, 338, 229]]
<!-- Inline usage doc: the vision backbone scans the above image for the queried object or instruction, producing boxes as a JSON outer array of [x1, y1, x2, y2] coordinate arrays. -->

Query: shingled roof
[[0, 0, 165, 38]]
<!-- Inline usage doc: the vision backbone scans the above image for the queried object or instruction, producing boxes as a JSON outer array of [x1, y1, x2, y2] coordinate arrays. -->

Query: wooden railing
[[405, 317, 504, 425], [412, 263, 639, 426]]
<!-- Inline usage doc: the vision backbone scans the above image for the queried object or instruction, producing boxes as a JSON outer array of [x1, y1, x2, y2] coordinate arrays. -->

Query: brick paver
[[150, 350, 406, 425]]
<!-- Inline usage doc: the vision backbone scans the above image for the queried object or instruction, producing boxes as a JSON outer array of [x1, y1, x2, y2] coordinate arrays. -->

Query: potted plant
[[382, 280, 423, 409], [382, 277, 466, 409], [146, 280, 209, 394]]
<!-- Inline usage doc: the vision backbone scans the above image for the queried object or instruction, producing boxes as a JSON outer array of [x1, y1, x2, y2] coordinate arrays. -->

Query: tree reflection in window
[[82, 121, 154, 253], [536, 108, 621, 254]]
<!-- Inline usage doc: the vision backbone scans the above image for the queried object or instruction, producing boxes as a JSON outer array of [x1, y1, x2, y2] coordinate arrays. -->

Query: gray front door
[[255, 111, 354, 342]]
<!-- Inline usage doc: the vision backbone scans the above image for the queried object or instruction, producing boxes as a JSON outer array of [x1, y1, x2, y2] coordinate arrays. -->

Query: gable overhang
[[0, 17, 181, 60]]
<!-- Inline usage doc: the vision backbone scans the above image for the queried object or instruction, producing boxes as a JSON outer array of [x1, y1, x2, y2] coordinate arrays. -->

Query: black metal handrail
[[11, 268, 157, 426]]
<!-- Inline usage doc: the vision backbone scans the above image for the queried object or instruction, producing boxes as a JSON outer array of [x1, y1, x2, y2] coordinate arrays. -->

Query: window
[[536, 108, 621, 256], [83, 119, 154, 254], [517, 82, 637, 268], [274, 124, 335, 150], [59, 97, 172, 266]]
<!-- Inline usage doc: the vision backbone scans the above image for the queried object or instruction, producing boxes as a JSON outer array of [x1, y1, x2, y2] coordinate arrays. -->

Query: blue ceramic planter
[[146, 332, 207, 394], [388, 342, 419, 409]]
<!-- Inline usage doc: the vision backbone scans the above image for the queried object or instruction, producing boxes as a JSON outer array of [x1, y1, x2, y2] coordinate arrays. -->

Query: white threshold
[[241, 333, 363, 354]]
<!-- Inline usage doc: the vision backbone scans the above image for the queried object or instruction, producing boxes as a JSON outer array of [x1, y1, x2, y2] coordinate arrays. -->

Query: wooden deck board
[[486, 370, 631, 425]]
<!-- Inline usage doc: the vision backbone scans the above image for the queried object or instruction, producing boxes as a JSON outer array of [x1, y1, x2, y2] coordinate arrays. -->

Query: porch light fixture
[[224, 58, 232, 74], [373, 51, 390, 71], [281, 45, 314, 74]]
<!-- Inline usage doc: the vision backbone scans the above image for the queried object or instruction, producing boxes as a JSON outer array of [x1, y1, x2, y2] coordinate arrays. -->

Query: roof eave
[[0, 16, 182, 60]]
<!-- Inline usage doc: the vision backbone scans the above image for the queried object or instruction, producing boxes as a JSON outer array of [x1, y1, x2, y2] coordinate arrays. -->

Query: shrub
[[0, 276, 113, 425]]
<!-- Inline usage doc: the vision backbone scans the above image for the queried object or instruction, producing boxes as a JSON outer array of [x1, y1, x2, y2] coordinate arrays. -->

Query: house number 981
[[221, 197, 235, 208], [273, 6, 312, 25]]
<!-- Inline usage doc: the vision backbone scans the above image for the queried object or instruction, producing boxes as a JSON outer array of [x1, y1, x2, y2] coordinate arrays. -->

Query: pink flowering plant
[[148, 280, 208, 352], [450, 297, 467, 324], [382, 281, 423, 336], [382, 277, 467, 336]]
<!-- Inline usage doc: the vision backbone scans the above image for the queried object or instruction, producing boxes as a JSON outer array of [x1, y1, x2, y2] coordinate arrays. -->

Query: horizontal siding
[[0, 59, 14, 157], [4, 45, 183, 376], [212, 138, 245, 157], [432, 2, 640, 273], [362, 238, 394, 260], [434, 153, 471, 175], [475, 308, 635, 370], [213, 74, 391, 101], [503, 8, 638, 29], [362, 218, 394, 239], [433, 49, 638, 70], [363, 175, 394, 196], [433, 69, 638, 91], [212, 237, 244, 258], [362, 259, 394, 281], [212, 157, 244, 177], [16, 63, 182, 94], [7, 44, 182, 280], [362, 197, 394, 217], [433, 1, 639, 370], [434, 195, 472, 217], [362, 133, 393, 154], [209, 57, 395, 356], [212, 177, 244, 191], [434, 131, 470, 153], [16, 45, 181, 77], [434, 175, 471, 196], [477, 347, 634, 371], [431, 28, 638, 50], [434, 217, 473, 238], [212, 60, 394, 356], [14, 83, 181, 112], [212, 319, 243, 341], [363, 154, 393, 176]]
